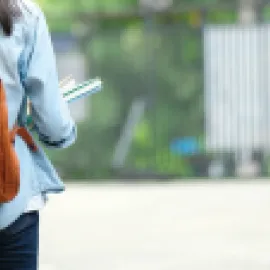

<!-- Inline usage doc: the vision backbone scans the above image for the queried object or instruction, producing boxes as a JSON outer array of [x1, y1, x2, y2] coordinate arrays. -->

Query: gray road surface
[[39, 181, 270, 270]]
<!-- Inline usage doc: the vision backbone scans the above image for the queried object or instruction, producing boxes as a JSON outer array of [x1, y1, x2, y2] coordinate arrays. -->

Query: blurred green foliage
[[37, 0, 239, 180]]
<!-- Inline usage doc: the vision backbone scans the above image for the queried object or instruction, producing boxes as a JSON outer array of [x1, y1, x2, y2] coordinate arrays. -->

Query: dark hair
[[0, 0, 21, 36]]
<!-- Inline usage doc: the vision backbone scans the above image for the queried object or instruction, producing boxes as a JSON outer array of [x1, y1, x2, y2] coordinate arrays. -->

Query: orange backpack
[[0, 80, 37, 204]]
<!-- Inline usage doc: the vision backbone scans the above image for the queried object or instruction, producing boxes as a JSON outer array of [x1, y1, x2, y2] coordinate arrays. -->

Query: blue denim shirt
[[0, 0, 77, 230]]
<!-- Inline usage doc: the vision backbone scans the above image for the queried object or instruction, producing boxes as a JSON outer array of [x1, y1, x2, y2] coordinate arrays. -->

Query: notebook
[[61, 77, 102, 103]]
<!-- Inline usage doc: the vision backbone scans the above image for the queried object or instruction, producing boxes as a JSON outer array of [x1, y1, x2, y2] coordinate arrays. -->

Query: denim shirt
[[0, 0, 77, 230]]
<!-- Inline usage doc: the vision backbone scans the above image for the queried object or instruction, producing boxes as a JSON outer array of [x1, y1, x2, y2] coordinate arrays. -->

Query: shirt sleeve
[[22, 10, 77, 149]]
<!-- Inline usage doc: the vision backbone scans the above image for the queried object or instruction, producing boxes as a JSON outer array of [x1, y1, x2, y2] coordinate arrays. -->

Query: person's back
[[0, 0, 77, 269]]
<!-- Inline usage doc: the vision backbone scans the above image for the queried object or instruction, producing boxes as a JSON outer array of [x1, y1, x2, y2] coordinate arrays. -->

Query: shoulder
[[16, 1, 50, 69], [17, 0, 50, 47], [19, 0, 46, 25]]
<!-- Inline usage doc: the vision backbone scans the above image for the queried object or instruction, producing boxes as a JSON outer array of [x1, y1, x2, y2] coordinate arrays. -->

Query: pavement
[[39, 181, 270, 270]]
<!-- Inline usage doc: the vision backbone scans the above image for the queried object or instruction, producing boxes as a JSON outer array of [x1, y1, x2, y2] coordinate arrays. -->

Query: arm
[[22, 10, 76, 149]]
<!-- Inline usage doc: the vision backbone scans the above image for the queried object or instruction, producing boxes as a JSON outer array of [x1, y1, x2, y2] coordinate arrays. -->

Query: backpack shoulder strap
[[0, 80, 20, 203], [0, 80, 37, 204]]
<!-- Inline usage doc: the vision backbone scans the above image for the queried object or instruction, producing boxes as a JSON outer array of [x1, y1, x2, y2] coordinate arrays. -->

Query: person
[[0, 0, 77, 269]]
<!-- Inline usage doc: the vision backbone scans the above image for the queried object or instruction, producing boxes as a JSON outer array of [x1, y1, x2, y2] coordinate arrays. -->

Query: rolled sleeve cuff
[[38, 125, 77, 149]]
